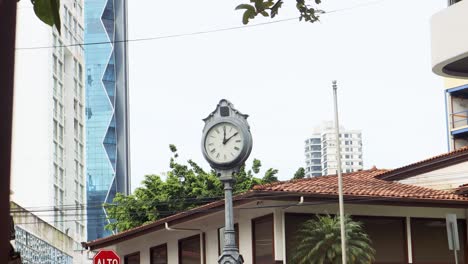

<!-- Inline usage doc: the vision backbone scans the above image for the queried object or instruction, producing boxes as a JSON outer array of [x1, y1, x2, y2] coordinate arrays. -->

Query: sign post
[[446, 214, 460, 264], [93, 250, 120, 264]]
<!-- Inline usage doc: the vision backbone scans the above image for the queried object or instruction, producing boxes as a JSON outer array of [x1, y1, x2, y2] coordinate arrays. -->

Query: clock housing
[[201, 100, 252, 171]]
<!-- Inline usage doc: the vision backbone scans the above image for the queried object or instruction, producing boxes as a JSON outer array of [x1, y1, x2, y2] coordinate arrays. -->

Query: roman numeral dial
[[204, 122, 244, 164]]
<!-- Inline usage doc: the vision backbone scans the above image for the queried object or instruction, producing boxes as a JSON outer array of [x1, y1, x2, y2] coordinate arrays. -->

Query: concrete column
[[406, 216, 413, 264], [274, 209, 284, 263]]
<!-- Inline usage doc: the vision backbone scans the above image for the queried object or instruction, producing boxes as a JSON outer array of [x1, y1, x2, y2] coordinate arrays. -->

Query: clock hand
[[223, 126, 226, 144], [223, 132, 239, 144]]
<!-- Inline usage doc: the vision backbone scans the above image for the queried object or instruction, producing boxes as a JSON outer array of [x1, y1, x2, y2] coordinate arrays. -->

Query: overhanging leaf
[[270, 0, 283, 18], [242, 10, 252, 25], [31, 0, 61, 33], [235, 3, 255, 12]]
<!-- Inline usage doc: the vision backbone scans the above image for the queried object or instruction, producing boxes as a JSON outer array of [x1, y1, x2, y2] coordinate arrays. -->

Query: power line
[[15, 0, 386, 51], [13, 196, 386, 225], [11, 165, 467, 214]]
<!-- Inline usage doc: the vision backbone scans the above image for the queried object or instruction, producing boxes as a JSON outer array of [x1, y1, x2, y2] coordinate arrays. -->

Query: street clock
[[201, 99, 251, 264], [201, 99, 252, 174]]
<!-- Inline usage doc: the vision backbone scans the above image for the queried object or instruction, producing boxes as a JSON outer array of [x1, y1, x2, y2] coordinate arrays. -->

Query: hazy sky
[[127, 0, 447, 190]]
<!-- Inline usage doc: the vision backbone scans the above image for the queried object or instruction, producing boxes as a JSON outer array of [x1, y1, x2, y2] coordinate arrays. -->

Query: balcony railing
[[450, 110, 468, 129]]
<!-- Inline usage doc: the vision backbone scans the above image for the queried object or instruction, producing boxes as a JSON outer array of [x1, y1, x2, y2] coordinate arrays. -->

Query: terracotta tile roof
[[83, 192, 255, 250], [84, 169, 468, 250], [253, 168, 468, 201], [376, 146, 468, 180]]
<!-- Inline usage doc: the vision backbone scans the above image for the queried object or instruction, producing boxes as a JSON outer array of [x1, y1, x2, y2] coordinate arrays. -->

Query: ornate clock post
[[201, 99, 252, 264]]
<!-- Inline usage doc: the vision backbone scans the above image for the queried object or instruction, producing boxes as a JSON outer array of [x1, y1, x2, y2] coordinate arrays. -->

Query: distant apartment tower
[[305, 122, 363, 177], [11, 0, 86, 245], [85, 0, 131, 240]]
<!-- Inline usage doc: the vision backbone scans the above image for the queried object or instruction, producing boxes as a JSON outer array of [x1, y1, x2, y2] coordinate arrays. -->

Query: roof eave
[[376, 151, 468, 181]]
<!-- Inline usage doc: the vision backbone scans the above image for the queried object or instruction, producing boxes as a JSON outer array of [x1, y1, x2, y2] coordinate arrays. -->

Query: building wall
[[85, 0, 131, 241], [97, 200, 467, 264], [398, 161, 468, 190], [12, 2, 55, 219], [11, 202, 89, 264], [444, 78, 468, 151], [12, 0, 86, 243]]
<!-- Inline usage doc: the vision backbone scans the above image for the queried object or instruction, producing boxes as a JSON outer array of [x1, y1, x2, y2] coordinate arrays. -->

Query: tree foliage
[[31, 0, 323, 33], [31, 0, 61, 33], [236, 0, 324, 25], [293, 215, 375, 264], [293, 167, 305, 179], [104, 145, 279, 232]]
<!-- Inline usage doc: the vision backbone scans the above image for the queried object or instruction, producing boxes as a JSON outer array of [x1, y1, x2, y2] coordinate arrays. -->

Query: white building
[[305, 121, 363, 177], [11, 0, 86, 246], [11, 202, 89, 264], [83, 148, 468, 263], [431, 0, 468, 151]]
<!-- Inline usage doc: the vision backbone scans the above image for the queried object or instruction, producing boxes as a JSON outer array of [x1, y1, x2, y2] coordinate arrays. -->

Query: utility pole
[[333, 80, 347, 264]]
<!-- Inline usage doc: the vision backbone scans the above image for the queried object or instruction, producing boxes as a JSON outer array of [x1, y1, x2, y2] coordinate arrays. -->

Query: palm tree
[[293, 214, 375, 264]]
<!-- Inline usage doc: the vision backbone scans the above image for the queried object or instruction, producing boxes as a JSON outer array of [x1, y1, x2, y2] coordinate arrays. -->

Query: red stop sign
[[93, 250, 121, 264]]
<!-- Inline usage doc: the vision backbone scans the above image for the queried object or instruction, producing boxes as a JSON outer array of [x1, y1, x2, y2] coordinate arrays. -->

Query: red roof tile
[[84, 169, 468, 250], [253, 168, 468, 201]]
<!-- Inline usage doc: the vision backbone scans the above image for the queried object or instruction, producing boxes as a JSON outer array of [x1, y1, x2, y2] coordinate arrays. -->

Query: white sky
[[127, 0, 447, 190]]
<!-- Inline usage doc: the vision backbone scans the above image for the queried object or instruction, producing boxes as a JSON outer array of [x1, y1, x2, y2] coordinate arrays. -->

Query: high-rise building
[[304, 122, 363, 177], [84, 0, 131, 240], [11, 0, 86, 245], [430, 0, 468, 151]]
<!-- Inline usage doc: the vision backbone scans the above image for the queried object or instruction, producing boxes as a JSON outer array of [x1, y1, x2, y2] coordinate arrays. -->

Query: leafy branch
[[236, 0, 324, 25], [30, 0, 61, 33]]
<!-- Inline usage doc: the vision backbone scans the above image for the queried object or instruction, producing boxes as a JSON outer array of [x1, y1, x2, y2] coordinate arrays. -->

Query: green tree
[[293, 167, 305, 179], [293, 215, 375, 264], [105, 145, 277, 232], [262, 168, 279, 183]]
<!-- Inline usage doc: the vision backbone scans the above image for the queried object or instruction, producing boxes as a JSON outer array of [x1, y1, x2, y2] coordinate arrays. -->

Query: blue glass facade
[[85, 0, 130, 240]]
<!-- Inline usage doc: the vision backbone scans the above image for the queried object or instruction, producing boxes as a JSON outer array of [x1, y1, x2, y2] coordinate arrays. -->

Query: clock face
[[204, 122, 244, 164]]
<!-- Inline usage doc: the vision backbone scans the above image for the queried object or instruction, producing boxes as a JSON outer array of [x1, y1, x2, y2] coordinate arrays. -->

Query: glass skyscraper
[[85, 0, 131, 240]]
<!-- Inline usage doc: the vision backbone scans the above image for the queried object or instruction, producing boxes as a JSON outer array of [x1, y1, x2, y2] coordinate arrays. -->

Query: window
[[124, 252, 140, 264], [285, 213, 313, 262], [412, 218, 466, 263], [58, 124, 63, 144], [54, 165, 58, 184], [218, 224, 240, 255], [53, 120, 58, 140], [53, 56, 58, 75], [80, 184, 84, 202], [59, 168, 64, 186], [74, 181, 79, 199], [179, 235, 201, 264], [252, 214, 274, 264], [73, 18, 77, 35], [150, 244, 167, 264], [63, 7, 69, 25]]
